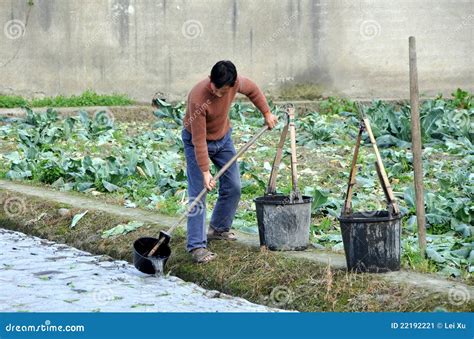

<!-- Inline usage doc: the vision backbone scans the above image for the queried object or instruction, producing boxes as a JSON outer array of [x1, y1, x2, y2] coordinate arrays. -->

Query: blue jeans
[[181, 128, 241, 252]]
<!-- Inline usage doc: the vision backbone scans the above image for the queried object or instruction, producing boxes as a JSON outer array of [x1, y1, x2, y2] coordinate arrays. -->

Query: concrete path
[[0, 228, 282, 312], [1, 179, 472, 299], [0, 180, 345, 268]]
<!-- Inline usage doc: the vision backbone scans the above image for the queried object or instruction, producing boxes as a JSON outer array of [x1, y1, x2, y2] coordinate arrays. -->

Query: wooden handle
[[148, 125, 269, 257], [342, 126, 363, 214], [363, 118, 400, 214], [343, 119, 400, 216], [266, 117, 289, 195], [146, 234, 167, 257], [288, 107, 300, 198], [375, 161, 390, 204]]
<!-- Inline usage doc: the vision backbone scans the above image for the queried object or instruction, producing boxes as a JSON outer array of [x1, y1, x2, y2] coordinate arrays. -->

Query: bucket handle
[[342, 118, 400, 216], [265, 105, 302, 202]]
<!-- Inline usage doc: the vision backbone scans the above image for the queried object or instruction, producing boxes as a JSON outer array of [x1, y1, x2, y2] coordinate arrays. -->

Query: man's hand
[[202, 170, 216, 191], [264, 113, 278, 130]]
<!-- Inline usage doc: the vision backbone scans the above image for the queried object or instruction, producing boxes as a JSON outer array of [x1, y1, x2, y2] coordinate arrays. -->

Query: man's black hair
[[210, 60, 237, 88]]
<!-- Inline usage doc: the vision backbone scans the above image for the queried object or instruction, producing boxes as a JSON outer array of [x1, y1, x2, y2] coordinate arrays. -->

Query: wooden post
[[408, 36, 426, 254]]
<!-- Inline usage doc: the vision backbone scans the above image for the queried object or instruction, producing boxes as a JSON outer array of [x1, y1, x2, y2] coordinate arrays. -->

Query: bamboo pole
[[409, 36, 427, 254], [342, 126, 363, 214], [363, 119, 400, 214], [288, 108, 299, 191], [288, 107, 302, 201], [266, 120, 289, 195]]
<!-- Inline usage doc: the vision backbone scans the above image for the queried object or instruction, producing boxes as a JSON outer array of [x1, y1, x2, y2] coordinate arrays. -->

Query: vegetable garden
[[0, 89, 472, 281]]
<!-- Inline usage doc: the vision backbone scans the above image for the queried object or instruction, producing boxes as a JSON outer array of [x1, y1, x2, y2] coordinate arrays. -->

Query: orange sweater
[[183, 75, 270, 172]]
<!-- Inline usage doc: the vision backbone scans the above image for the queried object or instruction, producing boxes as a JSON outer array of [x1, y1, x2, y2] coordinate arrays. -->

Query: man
[[182, 60, 277, 263]]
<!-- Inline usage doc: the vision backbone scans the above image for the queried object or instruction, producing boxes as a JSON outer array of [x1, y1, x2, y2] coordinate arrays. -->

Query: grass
[[277, 83, 325, 101], [402, 247, 438, 274], [0, 95, 27, 108], [0, 90, 133, 108], [0, 190, 472, 312]]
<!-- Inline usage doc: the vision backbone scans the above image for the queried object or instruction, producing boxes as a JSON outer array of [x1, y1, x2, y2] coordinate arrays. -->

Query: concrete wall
[[0, 0, 472, 101]]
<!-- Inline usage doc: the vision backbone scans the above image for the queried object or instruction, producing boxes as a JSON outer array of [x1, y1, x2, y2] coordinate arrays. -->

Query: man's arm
[[238, 76, 277, 129], [188, 103, 216, 191], [237, 76, 270, 115], [188, 104, 210, 173]]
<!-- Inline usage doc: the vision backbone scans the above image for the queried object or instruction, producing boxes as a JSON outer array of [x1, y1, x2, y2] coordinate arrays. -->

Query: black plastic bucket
[[133, 237, 171, 274], [254, 194, 312, 251], [338, 210, 401, 273]]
